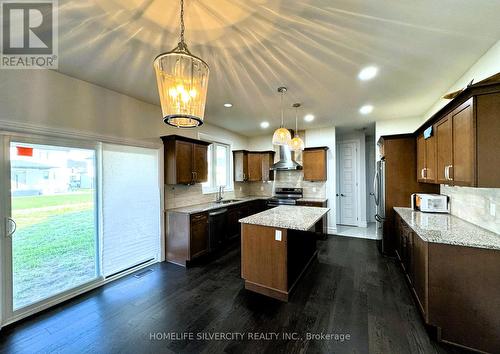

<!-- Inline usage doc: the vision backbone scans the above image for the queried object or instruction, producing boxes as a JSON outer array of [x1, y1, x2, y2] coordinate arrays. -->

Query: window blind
[[101, 144, 160, 276]]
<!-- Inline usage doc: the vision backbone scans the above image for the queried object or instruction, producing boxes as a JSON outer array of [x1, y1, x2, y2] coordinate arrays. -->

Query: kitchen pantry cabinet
[[303, 147, 328, 181], [162, 135, 211, 185], [233, 150, 275, 182], [416, 133, 436, 183]]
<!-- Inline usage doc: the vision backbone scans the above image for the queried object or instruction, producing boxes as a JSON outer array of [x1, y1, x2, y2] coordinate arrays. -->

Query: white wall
[[374, 40, 500, 147], [304, 127, 337, 233], [424, 39, 500, 119], [246, 134, 274, 151], [0, 70, 248, 150]]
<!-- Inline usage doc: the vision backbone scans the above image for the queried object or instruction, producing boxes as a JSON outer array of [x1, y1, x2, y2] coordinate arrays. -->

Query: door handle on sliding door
[[6, 217, 16, 238]]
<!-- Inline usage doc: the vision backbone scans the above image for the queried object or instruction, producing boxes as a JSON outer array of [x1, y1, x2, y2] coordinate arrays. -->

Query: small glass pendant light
[[289, 103, 305, 151], [153, 0, 209, 128], [272, 87, 292, 145]]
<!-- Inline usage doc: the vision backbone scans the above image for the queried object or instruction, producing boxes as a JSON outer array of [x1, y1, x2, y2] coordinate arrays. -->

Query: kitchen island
[[239, 205, 329, 301]]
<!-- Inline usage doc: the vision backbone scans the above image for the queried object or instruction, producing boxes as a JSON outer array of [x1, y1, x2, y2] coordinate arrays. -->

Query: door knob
[[340, 194, 346, 197]]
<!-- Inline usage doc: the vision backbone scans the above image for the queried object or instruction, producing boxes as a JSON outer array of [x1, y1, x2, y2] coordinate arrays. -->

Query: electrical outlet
[[490, 202, 496, 217], [239, 186, 242, 192], [312, 187, 317, 193], [260, 186, 264, 191], [275, 230, 282, 241]]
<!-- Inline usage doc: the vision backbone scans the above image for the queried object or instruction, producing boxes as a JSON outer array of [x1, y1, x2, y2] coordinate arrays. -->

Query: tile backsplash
[[165, 170, 327, 210], [441, 185, 500, 234], [165, 182, 249, 210]]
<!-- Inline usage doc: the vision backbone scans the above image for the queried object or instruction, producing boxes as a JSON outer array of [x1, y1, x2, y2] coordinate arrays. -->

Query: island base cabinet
[[241, 224, 317, 302]]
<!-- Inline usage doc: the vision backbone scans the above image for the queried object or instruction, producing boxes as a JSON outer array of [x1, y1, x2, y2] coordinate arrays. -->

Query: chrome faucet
[[215, 186, 225, 203]]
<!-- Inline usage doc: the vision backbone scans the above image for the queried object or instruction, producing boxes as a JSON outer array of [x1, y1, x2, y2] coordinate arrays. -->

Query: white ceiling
[[56, 0, 500, 136]]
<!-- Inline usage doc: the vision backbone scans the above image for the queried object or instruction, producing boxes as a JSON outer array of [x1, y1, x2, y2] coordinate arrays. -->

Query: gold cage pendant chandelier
[[153, 0, 210, 128]]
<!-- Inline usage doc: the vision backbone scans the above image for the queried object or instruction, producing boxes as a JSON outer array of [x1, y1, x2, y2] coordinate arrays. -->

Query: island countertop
[[394, 207, 500, 250], [239, 205, 329, 231]]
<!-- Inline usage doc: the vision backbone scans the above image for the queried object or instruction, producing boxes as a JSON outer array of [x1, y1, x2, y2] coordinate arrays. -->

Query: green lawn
[[12, 191, 93, 210], [12, 192, 96, 309]]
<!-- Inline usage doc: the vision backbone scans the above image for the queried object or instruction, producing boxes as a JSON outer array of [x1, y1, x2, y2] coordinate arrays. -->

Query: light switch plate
[[260, 186, 264, 191], [275, 230, 282, 241], [490, 202, 496, 217], [313, 187, 317, 193]]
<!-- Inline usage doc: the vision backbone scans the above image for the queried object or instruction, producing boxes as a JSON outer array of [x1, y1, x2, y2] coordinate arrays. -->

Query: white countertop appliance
[[411, 193, 449, 213]]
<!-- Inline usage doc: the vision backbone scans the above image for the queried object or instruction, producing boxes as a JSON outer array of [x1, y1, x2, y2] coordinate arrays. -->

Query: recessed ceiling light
[[260, 121, 270, 129], [359, 105, 374, 115], [304, 114, 315, 122], [223, 103, 233, 108], [358, 66, 378, 81]]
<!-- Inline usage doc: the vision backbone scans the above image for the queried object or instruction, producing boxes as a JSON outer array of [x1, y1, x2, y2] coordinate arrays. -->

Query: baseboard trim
[[333, 233, 379, 241]]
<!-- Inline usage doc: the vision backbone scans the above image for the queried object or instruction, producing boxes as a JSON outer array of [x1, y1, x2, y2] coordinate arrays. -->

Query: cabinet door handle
[[444, 166, 449, 181], [448, 165, 453, 181], [421, 168, 425, 179]]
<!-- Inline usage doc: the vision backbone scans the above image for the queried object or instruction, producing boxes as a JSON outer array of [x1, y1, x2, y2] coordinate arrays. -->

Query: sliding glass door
[[0, 134, 161, 326], [3, 137, 99, 316]]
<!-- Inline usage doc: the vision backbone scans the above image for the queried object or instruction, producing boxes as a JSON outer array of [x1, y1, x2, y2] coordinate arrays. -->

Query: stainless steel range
[[267, 188, 303, 207]]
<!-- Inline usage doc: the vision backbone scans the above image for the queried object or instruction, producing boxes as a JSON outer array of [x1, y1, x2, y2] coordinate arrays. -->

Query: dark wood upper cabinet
[[162, 135, 211, 185], [303, 147, 328, 181], [451, 99, 475, 186], [476, 92, 500, 187], [417, 135, 426, 182], [233, 150, 248, 182], [435, 115, 453, 184], [416, 133, 437, 183], [193, 143, 208, 183], [434, 98, 475, 187], [261, 152, 275, 182], [233, 150, 274, 182], [247, 153, 262, 182], [415, 80, 500, 188]]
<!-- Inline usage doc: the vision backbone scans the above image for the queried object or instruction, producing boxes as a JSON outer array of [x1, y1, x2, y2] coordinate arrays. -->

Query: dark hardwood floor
[[0, 236, 465, 354]]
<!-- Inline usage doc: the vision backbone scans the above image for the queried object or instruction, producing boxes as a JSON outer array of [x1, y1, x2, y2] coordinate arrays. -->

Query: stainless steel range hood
[[271, 138, 302, 171]]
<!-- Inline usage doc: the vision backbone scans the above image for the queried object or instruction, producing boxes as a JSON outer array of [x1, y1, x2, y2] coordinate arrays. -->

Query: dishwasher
[[208, 208, 227, 251]]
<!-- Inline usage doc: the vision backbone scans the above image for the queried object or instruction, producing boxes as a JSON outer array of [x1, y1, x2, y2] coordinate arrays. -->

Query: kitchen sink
[[215, 199, 241, 204]]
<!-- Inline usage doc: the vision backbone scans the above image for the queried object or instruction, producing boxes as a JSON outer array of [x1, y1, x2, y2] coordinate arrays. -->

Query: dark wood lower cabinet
[[190, 213, 209, 258], [394, 214, 499, 353], [167, 199, 267, 266]]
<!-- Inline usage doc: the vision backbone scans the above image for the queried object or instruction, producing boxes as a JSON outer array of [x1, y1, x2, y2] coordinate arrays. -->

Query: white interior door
[[339, 141, 358, 226]]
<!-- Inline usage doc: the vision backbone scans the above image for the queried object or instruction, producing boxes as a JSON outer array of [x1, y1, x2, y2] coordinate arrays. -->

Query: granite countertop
[[298, 197, 328, 203], [167, 196, 270, 214], [394, 207, 500, 250], [239, 205, 329, 231]]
